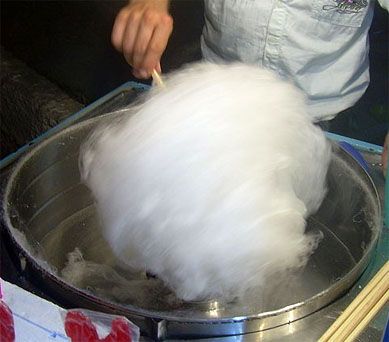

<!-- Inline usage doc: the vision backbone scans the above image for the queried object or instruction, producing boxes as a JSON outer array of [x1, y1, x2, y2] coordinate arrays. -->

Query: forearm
[[129, 0, 170, 12]]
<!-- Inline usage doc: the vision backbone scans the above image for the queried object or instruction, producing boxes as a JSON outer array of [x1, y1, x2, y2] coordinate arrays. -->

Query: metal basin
[[2, 112, 382, 339]]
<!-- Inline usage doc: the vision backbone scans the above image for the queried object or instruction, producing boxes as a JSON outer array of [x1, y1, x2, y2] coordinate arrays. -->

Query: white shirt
[[201, 0, 388, 121]]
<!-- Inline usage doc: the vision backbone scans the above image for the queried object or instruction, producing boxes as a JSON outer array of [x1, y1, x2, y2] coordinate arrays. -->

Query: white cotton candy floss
[[80, 63, 331, 302]]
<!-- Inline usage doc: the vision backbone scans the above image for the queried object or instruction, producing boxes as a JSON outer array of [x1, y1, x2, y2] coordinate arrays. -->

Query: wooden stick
[[330, 275, 388, 341], [152, 69, 165, 88], [344, 289, 389, 342], [319, 261, 389, 342]]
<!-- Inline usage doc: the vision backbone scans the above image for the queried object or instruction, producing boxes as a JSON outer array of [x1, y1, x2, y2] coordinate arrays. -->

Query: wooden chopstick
[[319, 261, 389, 342], [152, 69, 165, 88], [333, 274, 388, 341], [344, 289, 389, 342]]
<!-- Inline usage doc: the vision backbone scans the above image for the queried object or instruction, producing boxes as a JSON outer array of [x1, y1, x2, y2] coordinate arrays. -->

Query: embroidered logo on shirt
[[322, 0, 368, 14]]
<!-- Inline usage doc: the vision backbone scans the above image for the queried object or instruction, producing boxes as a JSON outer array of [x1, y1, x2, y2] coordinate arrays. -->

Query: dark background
[[0, 0, 388, 159]]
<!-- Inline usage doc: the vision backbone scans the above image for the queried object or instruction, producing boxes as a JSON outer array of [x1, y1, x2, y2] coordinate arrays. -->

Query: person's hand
[[382, 132, 388, 177], [111, 0, 173, 79]]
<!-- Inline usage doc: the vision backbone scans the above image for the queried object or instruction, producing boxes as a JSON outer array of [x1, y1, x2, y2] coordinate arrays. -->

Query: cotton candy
[[80, 63, 331, 301]]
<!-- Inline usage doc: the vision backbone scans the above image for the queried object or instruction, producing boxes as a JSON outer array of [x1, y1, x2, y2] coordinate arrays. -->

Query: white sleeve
[[377, 0, 389, 10]]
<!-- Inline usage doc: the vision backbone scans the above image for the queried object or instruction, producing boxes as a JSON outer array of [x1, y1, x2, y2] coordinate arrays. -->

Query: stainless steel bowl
[[2, 113, 382, 339]]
